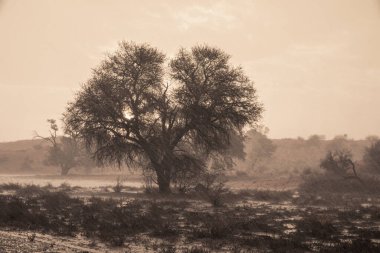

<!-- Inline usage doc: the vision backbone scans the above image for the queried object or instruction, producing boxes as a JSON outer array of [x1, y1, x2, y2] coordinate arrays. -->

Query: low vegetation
[[0, 182, 379, 252]]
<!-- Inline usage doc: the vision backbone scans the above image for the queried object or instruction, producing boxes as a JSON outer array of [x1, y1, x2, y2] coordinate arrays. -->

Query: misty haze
[[0, 1, 380, 252]]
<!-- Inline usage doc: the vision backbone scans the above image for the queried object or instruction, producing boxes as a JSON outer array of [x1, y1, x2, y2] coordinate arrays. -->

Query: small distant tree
[[35, 119, 93, 176], [363, 140, 380, 174], [245, 128, 276, 171], [320, 149, 361, 182]]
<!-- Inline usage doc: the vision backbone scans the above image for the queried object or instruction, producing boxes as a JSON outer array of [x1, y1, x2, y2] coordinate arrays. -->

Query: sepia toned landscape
[[1, 1, 380, 252]]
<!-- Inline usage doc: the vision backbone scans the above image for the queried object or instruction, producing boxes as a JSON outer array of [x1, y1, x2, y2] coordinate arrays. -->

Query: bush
[[112, 175, 124, 193], [296, 216, 337, 239], [190, 214, 234, 239], [241, 236, 309, 253], [0, 196, 49, 230], [15, 184, 47, 197], [320, 238, 380, 253], [182, 247, 211, 253], [320, 149, 356, 177], [195, 171, 230, 207], [0, 183, 22, 191]]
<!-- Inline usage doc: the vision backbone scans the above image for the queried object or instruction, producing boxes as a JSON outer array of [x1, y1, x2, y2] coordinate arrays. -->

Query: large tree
[[64, 41, 263, 192]]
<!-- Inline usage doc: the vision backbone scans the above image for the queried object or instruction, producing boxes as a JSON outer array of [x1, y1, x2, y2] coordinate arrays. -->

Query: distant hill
[[0, 137, 374, 176], [0, 138, 103, 175], [0, 139, 52, 174]]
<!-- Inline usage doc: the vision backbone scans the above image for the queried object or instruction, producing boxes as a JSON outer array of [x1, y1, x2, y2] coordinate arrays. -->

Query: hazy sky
[[0, 0, 379, 142]]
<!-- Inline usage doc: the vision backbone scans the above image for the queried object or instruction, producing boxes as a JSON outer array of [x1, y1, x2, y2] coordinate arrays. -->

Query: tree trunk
[[61, 166, 70, 176], [347, 159, 363, 184], [156, 169, 171, 193]]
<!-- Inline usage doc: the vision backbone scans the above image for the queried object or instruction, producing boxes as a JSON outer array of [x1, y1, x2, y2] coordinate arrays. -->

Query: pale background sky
[[0, 0, 379, 142]]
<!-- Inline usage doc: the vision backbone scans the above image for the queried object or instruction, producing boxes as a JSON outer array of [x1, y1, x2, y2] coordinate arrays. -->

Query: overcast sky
[[0, 0, 379, 142]]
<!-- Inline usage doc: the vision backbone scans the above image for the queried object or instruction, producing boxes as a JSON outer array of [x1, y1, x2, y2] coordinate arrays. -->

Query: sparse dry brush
[[1, 183, 380, 252]]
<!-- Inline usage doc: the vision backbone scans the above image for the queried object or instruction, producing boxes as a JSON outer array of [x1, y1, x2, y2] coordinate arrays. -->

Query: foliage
[[171, 153, 205, 193], [36, 119, 95, 175], [64, 41, 262, 192], [245, 127, 276, 171], [195, 169, 230, 207], [363, 140, 380, 174], [320, 149, 359, 179]]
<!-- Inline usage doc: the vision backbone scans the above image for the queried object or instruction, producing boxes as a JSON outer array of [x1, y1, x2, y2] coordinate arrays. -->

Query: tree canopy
[[64, 41, 263, 192]]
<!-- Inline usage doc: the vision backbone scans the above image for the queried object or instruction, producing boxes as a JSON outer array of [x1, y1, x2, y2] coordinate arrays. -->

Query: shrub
[[182, 247, 211, 253], [196, 171, 230, 207], [320, 238, 380, 253], [0, 183, 22, 191], [15, 184, 47, 197], [191, 214, 234, 239], [241, 236, 309, 253], [158, 245, 176, 253], [319, 149, 362, 184], [296, 216, 337, 239], [112, 176, 124, 193], [98, 227, 126, 247]]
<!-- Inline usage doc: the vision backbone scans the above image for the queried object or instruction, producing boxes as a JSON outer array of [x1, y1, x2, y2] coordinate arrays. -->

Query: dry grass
[[0, 183, 380, 252]]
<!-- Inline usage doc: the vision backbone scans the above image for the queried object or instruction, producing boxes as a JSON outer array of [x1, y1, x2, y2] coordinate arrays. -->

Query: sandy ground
[[0, 174, 299, 191], [0, 230, 156, 253], [0, 174, 143, 188], [0, 230, 105, 253]]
